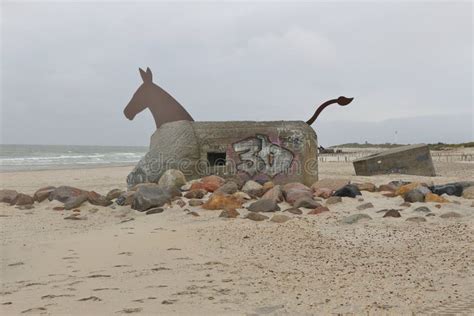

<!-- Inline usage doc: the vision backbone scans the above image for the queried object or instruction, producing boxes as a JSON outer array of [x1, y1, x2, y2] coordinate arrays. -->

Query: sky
[[1, 0, 473, 147]]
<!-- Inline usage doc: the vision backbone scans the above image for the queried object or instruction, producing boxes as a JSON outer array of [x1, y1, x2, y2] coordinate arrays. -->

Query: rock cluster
[[1, 170, 472, 224]]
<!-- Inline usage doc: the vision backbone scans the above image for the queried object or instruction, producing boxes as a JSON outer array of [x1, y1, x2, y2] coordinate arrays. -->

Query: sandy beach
[[1, 160, 473, 315]]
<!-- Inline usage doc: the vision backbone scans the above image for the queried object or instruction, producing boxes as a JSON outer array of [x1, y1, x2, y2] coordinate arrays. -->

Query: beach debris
[[270, 214, 290, 223], [333, 184, 361, 198], [406, 216, 427, 223], [283, 183, 313, 205], [188, 199, 204, 207], [215, 181, 239, 195], [241, 180, 264, 198], [326, 196, 342, 205], [15, 193, 34, 206], [439, 212, 462, 219], [403, 189, 425, 203], [356, 202, 374, 210], [184, 189, 207, 199], [190, 175, 225, 193], [262, 185, 284, 202], [353, 144, 436, 176], [340, 213, 372, 224], [219, 208, 240, 218], [0, 189, 18, 204], [462, 186, 474, 199], [202, 193, 243, 210], [33, 186, 56, 202], [383, 209, 402, 218], [293, 197, 321, 209], [132, 185, 181, 212], [308, 206, 329, 215], [245, 212, 269, 221], [354, 182, 376, 192], [105, 188, 124, 200], [158, 169, 187, 189], [247, 199, 280, 212], [145, 207, 164, 215], [284, 208, 303, 215]]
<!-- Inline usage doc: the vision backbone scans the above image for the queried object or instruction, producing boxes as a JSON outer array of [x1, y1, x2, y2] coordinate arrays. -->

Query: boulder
[[132, 185, 181, 212], [247, 199, 280, 212], [308, 206, 329, 215], [34, 186, 56, 202], [430, 184, 463, 197], [293, 197, 321, 209], [333, 185, 361, 198], [15, 193, 34, 206], [261, 185, 284, 202], [282, 183, 313, 204], [462, 186, 474, 199], [215, 181, 239, 195], [232, 192, 252, 201], [0, 189, 18, 204], [241, 180, 264, 197], [190, 175, 225, 192], [219, 208, 240, 218], [105, 188, 124, 201], [396, 182, 427, 196], [245, 212, 269, 221], [64, 194, 88, 210], [270, 214, 291, 223], [158, 169, 187, 189], [262, 181, 275, 193], [87, 191, 113, 207], [340, 214, 372, 224], [202, 193, 243, 210], [404, 189, 425, 203], [377, 184, 397, 192], [49, 186, 86, 203]]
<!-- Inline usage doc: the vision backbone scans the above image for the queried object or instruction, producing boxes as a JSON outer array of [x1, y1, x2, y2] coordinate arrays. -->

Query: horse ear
[[145, 67, 153, 82], [139, 68, 147, 82]]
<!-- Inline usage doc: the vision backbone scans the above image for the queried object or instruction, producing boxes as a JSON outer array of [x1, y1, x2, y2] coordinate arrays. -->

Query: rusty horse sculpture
[[124, 67, 353, 128]]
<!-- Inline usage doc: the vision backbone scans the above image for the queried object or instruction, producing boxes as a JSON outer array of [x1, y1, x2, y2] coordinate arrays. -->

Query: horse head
[[123, 67, 154, 121]]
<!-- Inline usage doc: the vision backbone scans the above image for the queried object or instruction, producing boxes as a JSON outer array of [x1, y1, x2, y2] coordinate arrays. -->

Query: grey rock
[[64, 194, 88, 210], [145, 208, 164, 215], [188, 199, 204, 207], [106, 188, 124, 201], [430, 184, 463, 197], [284, 208, 303, 215], [439, 212, 462, 219], [245, 212, 269, 221], [33, 186, 56, 202], [406, 216, 427, 223], [404, 189, 425, 203], [242, 180, 264, 197], [340, 213, 372, 224], [49, 186, 86, 203], [247, 199, 280, 212], [0, 189, 18, 204], [414, 206, 431, 213], [356, 202, 374, 210], [132, 185, 181, 212], [215, 181, 239, 195], [270, 214, 291, 223], [293, 197, 321, 209], [158, 169, 187, 189], [462, 186, 474, 199], [184, 189, 207, 199]]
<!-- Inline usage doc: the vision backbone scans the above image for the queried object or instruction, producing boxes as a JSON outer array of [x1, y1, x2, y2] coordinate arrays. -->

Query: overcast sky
[[1, 1, 472, 147]]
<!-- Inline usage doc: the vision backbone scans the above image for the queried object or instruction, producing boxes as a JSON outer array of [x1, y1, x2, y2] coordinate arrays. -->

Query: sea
[[0, 144, 148, 172]]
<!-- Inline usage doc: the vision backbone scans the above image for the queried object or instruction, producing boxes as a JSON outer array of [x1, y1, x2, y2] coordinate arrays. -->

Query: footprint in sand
[[41, 294, 74, 299], [8, 262, 24, 267], [20, 307, 47, 314], [93, 288, 119, 292], [78, 296, 102, 302], [117, 307, 143, 313], [118, 252, 133, 256]]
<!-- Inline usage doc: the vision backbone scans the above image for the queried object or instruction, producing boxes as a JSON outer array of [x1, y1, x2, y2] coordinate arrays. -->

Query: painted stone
[[127, 120, 318, 188]]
